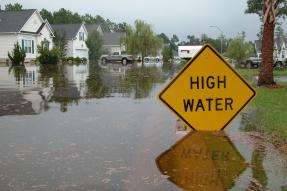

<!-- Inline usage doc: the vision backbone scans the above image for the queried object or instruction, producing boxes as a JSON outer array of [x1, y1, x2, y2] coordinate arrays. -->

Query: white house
[[255, 38, 287, 66], [51, 23, 89, 59], [102, 32, 126, 55], [0, 9, 54, 63], [63, 64, 89, 97], [85, 24, 103, 36]]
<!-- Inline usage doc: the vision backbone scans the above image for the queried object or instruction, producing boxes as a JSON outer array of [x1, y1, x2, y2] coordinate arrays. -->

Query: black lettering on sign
[[183, 98, 233, 112], [190, 75, 227, 90], [181, 148, 230, 161]]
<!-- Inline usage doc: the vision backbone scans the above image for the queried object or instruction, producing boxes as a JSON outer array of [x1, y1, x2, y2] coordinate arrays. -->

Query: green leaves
[[4, 3, 22, 11], [122, 20, 163, 58], [85, 30, 103, 60], [8, 43, 26, 66], [246, 0, 287, 18], [226, 32, 254, 66]]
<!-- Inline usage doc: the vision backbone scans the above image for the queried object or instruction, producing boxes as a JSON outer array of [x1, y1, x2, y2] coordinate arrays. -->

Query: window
[[79, 32, 85, 41], [42, 39, 50, 49], [22, 39, 34, 54]]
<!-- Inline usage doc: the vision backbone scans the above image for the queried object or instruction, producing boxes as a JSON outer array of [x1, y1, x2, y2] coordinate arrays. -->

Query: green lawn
[[237, 69, 287, 140], [237, 68, 287, 78]]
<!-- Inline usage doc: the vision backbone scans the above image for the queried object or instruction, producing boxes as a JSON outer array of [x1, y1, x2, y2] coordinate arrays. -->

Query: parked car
[[242, 55, 285, 69], [241, 56, 261, 69], [100, 52, 133, 65]]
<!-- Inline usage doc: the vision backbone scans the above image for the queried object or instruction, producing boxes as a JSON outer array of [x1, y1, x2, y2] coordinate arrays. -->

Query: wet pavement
[[0, 62, 286, 191]]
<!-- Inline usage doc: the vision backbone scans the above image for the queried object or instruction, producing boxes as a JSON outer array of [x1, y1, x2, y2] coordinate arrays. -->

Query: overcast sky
[[2, 0, 269, 41]]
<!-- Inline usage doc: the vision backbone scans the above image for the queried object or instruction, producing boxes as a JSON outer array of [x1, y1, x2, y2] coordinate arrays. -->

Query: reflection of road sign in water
[[156, 132, 247, 191], [158, 44, 256, 131]]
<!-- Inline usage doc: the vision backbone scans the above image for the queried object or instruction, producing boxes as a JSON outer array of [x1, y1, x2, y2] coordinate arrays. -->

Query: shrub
[[61, 57, 67, 63], [37, 46, 60, 65], [74, 57, 82, 63], [82, 57, 87, 62], [8, 42, 26, 65]]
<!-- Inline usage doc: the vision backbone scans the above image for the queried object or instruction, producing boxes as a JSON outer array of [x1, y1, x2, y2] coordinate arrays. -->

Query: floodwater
[[0, 61, 286, 191]]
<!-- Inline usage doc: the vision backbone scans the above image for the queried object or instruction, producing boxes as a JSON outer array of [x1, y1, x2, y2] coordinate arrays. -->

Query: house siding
[[73, 26, 88, 58], [21, 12, 43, 33], [0, 34, 17, 60], [17, 34, 37, 59], [66, 40, 74, 57], [36, 24, 53, 50], [103, 45, 126, 55]]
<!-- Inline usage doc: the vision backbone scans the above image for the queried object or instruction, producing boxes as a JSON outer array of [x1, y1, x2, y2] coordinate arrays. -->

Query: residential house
[[64, 64, 89, 97], [102, 32, 126, 54], [0, 65, 54, 116], [51, 23, 89, 59], [0, 9, 54, 63], [255, 38, 287, 65], [85, 24, 103, 35]]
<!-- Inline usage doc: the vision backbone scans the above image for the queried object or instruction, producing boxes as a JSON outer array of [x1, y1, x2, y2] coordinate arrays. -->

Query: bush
[[82, 57, 87, 62], [37, 46, 60, 65], [8, 42, 26, 65], [61, 57, 67, 63], [74, 57, 82, 63]]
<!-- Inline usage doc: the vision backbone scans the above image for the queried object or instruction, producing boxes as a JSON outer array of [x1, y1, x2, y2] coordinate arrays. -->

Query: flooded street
[[0, 62, 286, 191]]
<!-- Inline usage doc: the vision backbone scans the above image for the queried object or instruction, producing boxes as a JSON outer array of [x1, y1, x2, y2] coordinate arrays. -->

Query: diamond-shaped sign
[[156, 132, 247, 190], [158, 44, 256, 131]]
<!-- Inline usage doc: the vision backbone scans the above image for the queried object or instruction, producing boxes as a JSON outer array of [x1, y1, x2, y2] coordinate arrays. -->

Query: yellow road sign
[[158, 44, 256, 131], [156, 132, 247, 190]]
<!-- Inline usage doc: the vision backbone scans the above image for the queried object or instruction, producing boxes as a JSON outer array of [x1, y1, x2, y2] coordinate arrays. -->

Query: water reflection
[[156, 132, 247, 191], [0, 61, 173, 116], [8, 65, 26, 82]]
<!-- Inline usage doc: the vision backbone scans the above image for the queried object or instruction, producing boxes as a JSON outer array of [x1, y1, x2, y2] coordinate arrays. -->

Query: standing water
[[0, 61, 286, 190]]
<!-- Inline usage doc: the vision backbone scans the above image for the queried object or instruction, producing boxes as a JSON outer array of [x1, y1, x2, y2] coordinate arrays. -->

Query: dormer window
[[79, 32, 85, 41]]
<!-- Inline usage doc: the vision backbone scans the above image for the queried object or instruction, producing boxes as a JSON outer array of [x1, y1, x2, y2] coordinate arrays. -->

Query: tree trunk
[[258, 22, 275, 86], [258, 0, 276, 87]]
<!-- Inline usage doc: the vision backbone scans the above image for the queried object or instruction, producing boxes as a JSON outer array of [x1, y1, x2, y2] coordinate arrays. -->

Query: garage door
[[74, 49, 88, 59]]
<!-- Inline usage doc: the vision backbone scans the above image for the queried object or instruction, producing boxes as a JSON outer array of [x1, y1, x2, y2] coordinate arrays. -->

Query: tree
[[40, 9, 54, 23], [37, 45, 60, 65], [158, 33, 171, 44], [171, 34, 179, 44], [123, 20, 163, 64], [187, 35, 201, 45], [226, 33, 254, 68], [8, 42, 26, 65], [246, 0, 287, 86], [86, 31, 103, 60], [53, 31, 68, 58], [5, 3, 22, 11], [162, 45, 173, 62], [52, 8, 82, 24], [116, 22, 128, 32]]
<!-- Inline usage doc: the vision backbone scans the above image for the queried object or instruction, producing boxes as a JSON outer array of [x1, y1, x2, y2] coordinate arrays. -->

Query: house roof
[[85, 24, 100, 34], [103, 32, 124, 46], [51, 23, 83, 40], [0, 9, 36, 33]]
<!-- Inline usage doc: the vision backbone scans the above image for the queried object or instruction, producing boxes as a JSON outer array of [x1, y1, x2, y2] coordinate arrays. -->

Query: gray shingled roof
[[85, 24, 100, 34], [0, 9, 36, 33], [103, 32, 124, 46], [51, 23, 82, 40]]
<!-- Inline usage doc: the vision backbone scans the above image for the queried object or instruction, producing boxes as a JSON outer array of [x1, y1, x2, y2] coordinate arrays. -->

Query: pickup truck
[[242, 55, 285, 69], [242, 56, 261, 68], [100, 52, 133, 65]]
